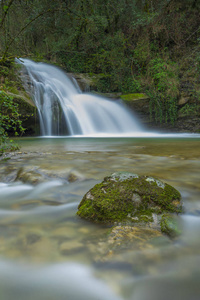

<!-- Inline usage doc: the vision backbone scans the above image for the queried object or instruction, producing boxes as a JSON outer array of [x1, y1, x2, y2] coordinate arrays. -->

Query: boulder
[[77, 172, 182, 231], [160, 214, 182, 238], [68, 73, 108, 92], [119, 93, 151, 126]]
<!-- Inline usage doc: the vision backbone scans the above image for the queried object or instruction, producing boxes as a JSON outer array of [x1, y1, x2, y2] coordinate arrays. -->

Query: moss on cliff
[[120, 93, 149, 101]]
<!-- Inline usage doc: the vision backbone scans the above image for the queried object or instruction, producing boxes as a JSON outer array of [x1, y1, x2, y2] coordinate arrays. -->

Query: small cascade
[[16, 58, 143, 136]]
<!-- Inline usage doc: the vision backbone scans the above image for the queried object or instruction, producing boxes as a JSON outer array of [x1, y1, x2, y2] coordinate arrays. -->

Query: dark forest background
[[0, 0, 200, 149]]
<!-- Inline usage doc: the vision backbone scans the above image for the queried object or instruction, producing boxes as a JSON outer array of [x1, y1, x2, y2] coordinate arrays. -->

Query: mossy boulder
[[120, 93, 149, 102], [77, 172, 182, 225]]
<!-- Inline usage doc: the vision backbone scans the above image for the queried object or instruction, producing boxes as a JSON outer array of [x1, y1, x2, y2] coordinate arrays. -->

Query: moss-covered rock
[[77, 172, 182, 225], [68, 73, 110, 92], [160, 214, 182, 238], [120, 93, 149, 101]]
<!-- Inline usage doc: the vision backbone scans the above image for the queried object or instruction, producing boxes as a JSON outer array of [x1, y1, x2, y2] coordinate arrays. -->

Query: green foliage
[[0, 0, 199, 126], [179, 103, 199, 117], [0, 91, 24, 153], [3, 5, 8, 12], [133, 36, 150, 71], [148, 58, 179, 96], [146, 58, 179, 124]]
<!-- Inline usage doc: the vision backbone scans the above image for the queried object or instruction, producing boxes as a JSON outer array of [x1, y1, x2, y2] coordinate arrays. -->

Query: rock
[[14, 96, 40, 136], [15, 167, 47, 184], [0, 166, 18, 182], [51, 226, 76, 239], [77, 172, 182, 227], [0, 163, 84, 185], [178, 96, 189, 106], [120, 94, 150, 117], [67, 171, 85, 183], [105, 226, 162, 255], [59, 241, 84, 255], [15, 166, 68, 185], [91, 92, 122, 99], [107, 225, 162, 248], [26, 233, 41, 245], [160, 214, 182, 238], [87, 225, 165, 262], [120, 93, 152, 126], [68, 73, 107, 92], [120, 93, 149, 101], [3, 90, 40, 136]]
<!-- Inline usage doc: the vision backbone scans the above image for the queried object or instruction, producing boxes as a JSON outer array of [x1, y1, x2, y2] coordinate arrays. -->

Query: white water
[[16, 58, 143, 136]]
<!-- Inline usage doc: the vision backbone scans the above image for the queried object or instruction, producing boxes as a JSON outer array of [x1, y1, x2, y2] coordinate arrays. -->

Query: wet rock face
[[77, 172, 182, 225]]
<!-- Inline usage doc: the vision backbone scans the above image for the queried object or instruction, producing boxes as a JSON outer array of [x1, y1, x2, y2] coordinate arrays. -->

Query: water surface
[[0, 137, 200, 300]]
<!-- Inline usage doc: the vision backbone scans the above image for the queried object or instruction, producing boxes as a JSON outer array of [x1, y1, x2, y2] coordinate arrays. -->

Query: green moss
[[179, 104, 199, 117], [77, 172, 182, 224], [120, 93, 148, 101], [160, 214, 182, 238], [1, 157, 11, 162], [77, 181, 136, 223], [137, 214, 154, 223]]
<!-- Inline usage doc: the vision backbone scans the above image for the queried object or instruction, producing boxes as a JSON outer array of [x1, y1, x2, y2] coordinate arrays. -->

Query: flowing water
[[16, 58, 142, 136], [0, 137, 200, 300], [3, 59, 199, 298]]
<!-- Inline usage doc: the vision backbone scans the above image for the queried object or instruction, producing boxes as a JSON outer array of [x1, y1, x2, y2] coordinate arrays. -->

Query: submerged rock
[[160, 214, 182, 238], [90, 225, 163, 261], [77, 172, 182, 228], [16, 167, 47, 185], [15, 166, 69, 185]]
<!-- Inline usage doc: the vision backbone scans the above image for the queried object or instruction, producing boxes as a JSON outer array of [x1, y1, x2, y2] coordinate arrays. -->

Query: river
[[0, 136, 200, 300]]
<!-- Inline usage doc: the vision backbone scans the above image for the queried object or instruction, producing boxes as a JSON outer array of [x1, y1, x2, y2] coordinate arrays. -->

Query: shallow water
[[0, 137, 200, 300]]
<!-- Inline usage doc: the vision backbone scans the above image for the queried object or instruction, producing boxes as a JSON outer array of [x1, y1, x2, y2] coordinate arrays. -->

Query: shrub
[[0, 91, 24, 153], [146, 58, 179, 124]]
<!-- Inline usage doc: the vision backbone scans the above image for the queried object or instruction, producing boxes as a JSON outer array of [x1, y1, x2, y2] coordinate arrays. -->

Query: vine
[[0, 91, 24, 153], [146, 58, 179, 124]]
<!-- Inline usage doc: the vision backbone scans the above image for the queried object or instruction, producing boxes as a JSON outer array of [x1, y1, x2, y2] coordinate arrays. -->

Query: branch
[[0, 0, 15, 29], [179, 25, 200, 47], [1, 6, 85, 61]]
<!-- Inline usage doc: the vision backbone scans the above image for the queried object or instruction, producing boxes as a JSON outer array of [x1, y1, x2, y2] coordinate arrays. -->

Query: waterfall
[[16, 58, 143, 137]]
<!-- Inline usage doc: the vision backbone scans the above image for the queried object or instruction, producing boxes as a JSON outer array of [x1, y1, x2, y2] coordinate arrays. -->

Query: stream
[[0, 136, 200, 300]]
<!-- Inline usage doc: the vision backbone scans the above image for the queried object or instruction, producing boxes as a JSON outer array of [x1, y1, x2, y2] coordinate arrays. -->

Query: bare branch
[[0, 0, 15, 29], [1, 6, 85, 61]]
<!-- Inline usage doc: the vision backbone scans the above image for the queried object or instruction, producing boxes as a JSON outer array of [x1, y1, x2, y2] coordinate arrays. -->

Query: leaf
[[3, 5, 8, 12]]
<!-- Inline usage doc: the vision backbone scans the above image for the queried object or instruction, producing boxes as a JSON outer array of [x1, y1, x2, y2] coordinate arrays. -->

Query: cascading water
[[16, 58, 143, 137]]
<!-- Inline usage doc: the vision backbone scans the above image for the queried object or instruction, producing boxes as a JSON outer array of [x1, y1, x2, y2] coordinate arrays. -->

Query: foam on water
[[16, 58, 143, 136]]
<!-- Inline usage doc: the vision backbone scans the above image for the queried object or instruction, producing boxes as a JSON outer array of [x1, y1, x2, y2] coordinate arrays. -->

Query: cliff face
[[121, 94, 200, 133], [2, 65, 199, 137], [12, 89, 200, 135], [14, 96, 40, 136], [0, 64, 40, 137], [12, 71, 200, 135], [3, 91, 40, 136], [72, 73, 200, 133]]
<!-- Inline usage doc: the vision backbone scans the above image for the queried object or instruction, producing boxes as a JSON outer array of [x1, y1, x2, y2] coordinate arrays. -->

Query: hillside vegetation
[[0, 0, 200, 145]]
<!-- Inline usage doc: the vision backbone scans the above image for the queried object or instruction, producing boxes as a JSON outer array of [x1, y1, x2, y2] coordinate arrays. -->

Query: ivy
[[146, 58, 179, 124], [0, 91, 24, 153]]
